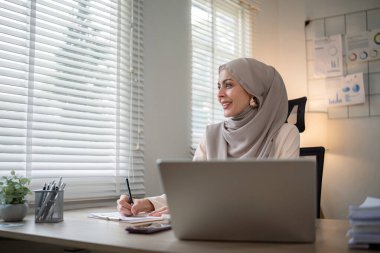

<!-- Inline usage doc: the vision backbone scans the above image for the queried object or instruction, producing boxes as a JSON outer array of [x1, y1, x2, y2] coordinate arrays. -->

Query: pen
[[125, 178, 134, 204], [58, 177, 62, 189], [37, 183, 47, 213]]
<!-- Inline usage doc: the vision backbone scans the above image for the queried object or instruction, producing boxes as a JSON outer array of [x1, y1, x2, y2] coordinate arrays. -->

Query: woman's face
[[217, 69, 251, 117]]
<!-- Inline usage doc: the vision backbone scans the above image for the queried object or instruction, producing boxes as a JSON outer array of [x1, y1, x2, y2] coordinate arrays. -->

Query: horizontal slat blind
[[0, 0, 145, 201], [191, 0, 257, 150]]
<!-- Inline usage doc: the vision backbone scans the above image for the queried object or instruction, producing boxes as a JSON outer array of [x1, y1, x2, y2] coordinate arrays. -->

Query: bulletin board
[[305, 7, 380, 119]]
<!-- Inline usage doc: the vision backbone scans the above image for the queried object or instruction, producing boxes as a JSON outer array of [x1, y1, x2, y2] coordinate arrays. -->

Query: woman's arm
[[193, 136, 207, 161], [273, 123, 300, 158]]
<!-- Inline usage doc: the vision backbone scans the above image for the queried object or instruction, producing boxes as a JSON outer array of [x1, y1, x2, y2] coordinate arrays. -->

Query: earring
[[250, 97, 257, 108]]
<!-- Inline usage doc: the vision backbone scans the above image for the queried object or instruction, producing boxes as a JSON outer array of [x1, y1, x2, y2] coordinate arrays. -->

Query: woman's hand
[[117, 195, 155, 216], [149, 206, 170, 217]]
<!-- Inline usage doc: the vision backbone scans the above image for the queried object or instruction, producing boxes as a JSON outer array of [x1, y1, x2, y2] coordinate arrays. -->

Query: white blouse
[[147, 123, 300, 210]]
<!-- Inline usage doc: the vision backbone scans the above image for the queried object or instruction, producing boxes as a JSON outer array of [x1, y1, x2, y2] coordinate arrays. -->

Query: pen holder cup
[[34, 190, 64, 223]]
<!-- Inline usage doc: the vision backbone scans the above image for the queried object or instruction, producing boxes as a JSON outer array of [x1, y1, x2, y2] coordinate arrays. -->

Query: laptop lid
[[157, 159, 316, 242]]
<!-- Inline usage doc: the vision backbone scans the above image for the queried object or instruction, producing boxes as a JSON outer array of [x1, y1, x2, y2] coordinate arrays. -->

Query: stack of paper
[[88, 212, 164, 224], [347, 197, 380, 249]]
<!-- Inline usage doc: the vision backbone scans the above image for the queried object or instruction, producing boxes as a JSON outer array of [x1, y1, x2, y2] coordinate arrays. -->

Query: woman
[[117, 58, 300, 216]]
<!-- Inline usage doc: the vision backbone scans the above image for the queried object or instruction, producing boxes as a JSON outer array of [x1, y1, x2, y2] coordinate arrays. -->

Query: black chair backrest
[[287, 96, 325, 218], [300, 146, 325, 218], [287, 96, 307, 133]]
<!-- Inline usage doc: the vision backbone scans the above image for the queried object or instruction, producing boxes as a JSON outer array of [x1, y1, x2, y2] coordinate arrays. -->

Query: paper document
[[327, 72, 365, 107], [313, 34, 343, 78], [347, 196, 380, 248], [359, 197, 380, 208], [88, 212, 163, 223], [349, 197, 380, 220]]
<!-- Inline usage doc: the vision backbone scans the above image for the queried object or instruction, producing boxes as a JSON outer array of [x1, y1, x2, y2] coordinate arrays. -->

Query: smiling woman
[[117, 58, 301, 217], [195, 58, 299, 160], [217, 73, 252, 117]]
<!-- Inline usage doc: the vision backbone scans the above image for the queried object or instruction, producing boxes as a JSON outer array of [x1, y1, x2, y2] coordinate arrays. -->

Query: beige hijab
[[205, 58, 288, 159]]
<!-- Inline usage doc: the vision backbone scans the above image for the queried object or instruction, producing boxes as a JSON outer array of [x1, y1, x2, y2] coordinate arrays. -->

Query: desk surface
[[0, 206, 377, 253]]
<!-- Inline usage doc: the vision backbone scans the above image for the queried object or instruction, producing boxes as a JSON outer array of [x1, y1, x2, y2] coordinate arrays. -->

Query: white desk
[[0, 206, 378, 253]]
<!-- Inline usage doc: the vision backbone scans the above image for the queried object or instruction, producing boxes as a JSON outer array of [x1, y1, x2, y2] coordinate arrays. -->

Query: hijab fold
[[205, 58, 288, 159]]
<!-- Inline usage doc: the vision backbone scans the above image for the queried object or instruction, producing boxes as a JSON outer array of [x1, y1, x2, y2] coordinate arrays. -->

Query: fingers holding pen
[[117, 196, 155, 216], [117, 195, 133, 216]]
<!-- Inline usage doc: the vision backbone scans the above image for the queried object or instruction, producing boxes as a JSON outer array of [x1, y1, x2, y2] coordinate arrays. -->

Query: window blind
[[0, 0, 144, 201], [191, 0, 256, 150], [191, 0, 257, 151]]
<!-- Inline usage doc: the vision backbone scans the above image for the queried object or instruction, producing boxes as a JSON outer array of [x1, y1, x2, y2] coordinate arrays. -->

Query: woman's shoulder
[[208, 121, 224, 127], [272, 123, 300, 158], [278, 123, 299, 135], [275, 123, 300, 143], [206, 121, 224, 132]]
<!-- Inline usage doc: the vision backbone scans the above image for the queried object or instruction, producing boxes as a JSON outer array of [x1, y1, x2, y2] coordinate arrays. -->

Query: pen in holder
[[34, 189, 64, 223]]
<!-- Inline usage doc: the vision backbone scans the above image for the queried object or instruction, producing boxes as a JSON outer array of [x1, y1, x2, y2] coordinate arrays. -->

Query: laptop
[[157, 159, 316, 242]]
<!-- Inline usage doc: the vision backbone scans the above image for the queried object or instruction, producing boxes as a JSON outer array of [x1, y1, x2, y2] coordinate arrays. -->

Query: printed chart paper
[[346, 29, 380, 63], [327, 72, 365, 107], [313, 34, 343, 78]]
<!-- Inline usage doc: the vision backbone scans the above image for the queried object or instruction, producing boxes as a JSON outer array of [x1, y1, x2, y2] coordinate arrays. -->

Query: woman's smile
[[217, 70, 251, 117]]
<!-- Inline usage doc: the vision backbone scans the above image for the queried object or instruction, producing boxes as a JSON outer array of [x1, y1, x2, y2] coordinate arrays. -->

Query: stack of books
[[348, 197, 380, 249]]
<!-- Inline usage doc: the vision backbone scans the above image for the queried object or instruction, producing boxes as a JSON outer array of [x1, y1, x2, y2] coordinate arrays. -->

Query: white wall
[[143, 0, 380, 219], [255, 0, 308, 100], [306, 0, 380, 219], [143, 0, 191, 196], [256, 0, 380, 219]]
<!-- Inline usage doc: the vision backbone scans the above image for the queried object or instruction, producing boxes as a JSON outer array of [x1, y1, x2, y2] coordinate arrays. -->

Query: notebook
[[157, 159, 316, 242]]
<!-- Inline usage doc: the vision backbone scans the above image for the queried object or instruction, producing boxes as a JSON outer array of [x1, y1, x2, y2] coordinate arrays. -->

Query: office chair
[[286, 97, 306, 132], [287, 96, 325, 219]]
